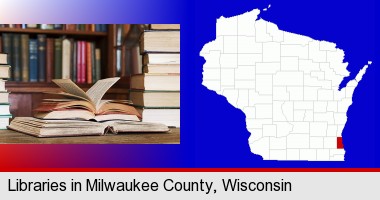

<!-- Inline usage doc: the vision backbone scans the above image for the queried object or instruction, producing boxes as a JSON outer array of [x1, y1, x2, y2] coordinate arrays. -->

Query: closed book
[[95, 24, 102, 32], [40, 24, 53, 30], [0, 103, 11, 115], [0, 92, 9, 103], [1, 34, 12, 65], [76, 41, 81, 83], [143, 64, 180, 74], [46, 38, 54, 83], [0, 54, 8, 65], [0, 115, 11, 130], [149, 24, 180, 30], [95, 48, 101, 82], [0, 65, 11, 79], [137, 108, 180, 127], [62, 39, 71, 79], [53, 24, 63, 30], [0, 80, 6, 91], [130, 74, 180, 91], [37, 34, 46, 82], [143, 53, 180, 65], [29, 39, 38, 82], [129, 90, 180, 108], [140, 30, 180, 53], [80, 41, 86, 83], [21, 34, 29, 82], [54, 38, 62, 79], [71, 41, 77, 82], [86, 42, 92, 84], [91, 43, 96, 82], [0, 36, 2, 53], [12, 34, 21, 81], [26, 24, 38, 28]]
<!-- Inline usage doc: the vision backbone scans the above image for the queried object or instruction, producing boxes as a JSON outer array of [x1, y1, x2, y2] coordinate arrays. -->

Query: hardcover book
[[8, 117, 169, 138], [37, 34, 46, 82]]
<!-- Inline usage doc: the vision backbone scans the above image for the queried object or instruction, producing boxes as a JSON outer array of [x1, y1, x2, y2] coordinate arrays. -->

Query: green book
[[54, 38, 62, 79]]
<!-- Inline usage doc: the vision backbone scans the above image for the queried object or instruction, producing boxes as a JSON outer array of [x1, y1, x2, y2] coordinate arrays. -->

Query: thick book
[[8, 117, 169, 138], [0, 53, 8, 65], [0, 80, 6, 91], [29, 39, 38, 82], [1, 34, 12, 65], [140, 30, 180, 53], [46, 38, 54, 83], [143, 64, 180, 74], [129, 90, 180, 108], [12, 34, 21, 81], [34, 77, 141, 121], [21, 34, 29, 82], [0, 103, 11, 115], [143, 53, 180, 65], [95, 48, 101, 82], [71, 40, 77, 82], [0, 92, 9, 103], [54, 38, 63, 79], [149, 24, 180, 30], [0, 65, 11, 79], [62, 39, 71, 79], [130, 74, 180, 91], [86, 42, 92, 84], [37, 34, 46, 82], [137, 108, 180, 127], [0, 115, 11, 130]]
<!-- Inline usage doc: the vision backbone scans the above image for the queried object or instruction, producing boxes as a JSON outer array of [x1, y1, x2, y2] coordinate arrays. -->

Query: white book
[[62, 39, 72, 79]]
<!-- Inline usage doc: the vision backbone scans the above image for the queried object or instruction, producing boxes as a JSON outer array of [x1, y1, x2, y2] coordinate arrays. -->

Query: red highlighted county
[[200, 6, 371, 161]]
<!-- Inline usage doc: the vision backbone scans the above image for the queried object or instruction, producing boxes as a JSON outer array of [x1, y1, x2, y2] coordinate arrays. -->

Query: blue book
[[37, 34, 46, 82], [95, 24, 102, 32], [29, 39, 38, 82]]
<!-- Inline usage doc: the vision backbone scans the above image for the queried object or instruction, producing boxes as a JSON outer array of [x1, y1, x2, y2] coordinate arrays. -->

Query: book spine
[[95, 48, 101, 82], [37, 34, 46, 82], [12, 34, 21, 81], [81, 41, 86, 83], [71, 40, 77, 82], [46, 38, 54, 83], [76, 41, 81, 83], [62, 39, 71, 79], [53, 24, 63, 30], [20, 34, 29, 82], [95, 24, 101, 32], [1, 34, 12, 65], [29, 39, 38, 82], [91, 43, 96, 82], [54, 38, 62, 79], [86, 42, 92, 84]]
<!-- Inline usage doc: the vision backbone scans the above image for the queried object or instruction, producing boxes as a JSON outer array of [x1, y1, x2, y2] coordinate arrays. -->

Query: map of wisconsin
[[200, 8, 370, 161]]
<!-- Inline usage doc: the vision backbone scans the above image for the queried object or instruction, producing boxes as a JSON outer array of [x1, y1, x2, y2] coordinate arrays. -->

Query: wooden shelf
[[0, 28, 107, 37]]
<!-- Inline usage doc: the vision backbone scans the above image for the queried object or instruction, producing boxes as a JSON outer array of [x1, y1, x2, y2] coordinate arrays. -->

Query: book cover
[[91, 43, 96, 83], [37, 34, 46, 82], [95, 48, 101, 82], [46, 38, 54, 83], [62, 38, 71, 79], [54, 38, 62, 79], [80, 41, 86, 83], [76, 41, 81, 83], [1, 34, 12, 65], [71, 40, 77, 82], [12, 34, 21, 81], [29, 39, 38, 82], [86, 42, 92, 84], [20, 34, 29, 82]]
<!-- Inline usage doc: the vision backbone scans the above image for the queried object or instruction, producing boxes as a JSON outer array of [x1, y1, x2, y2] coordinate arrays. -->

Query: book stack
[[0, 53, 12, 129], [130, 24, 180, 127], [0, 34, 101, 83]]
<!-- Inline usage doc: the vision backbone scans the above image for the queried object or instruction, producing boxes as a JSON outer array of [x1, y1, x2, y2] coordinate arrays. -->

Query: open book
[[34, 77, 141, 121], [8, 117, 169, 138]]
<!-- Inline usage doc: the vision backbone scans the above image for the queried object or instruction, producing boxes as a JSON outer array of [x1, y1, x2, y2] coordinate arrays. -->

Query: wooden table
[[0, 128, 180, 144]]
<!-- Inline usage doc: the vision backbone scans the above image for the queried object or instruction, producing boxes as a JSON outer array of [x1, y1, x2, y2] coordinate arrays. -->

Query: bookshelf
[[0, 25, 131, 117]]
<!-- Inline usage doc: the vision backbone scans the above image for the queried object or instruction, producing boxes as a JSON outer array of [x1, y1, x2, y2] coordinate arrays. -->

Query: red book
[[81, 41, 87, 83], [46, 38, 54, 83], [76, 41, 81, 83], [86, 42, 92, 84]]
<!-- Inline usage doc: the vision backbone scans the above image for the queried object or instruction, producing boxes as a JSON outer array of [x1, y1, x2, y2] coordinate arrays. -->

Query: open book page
[[52, 79, 92, 102], [86, 77, 120, 111]]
